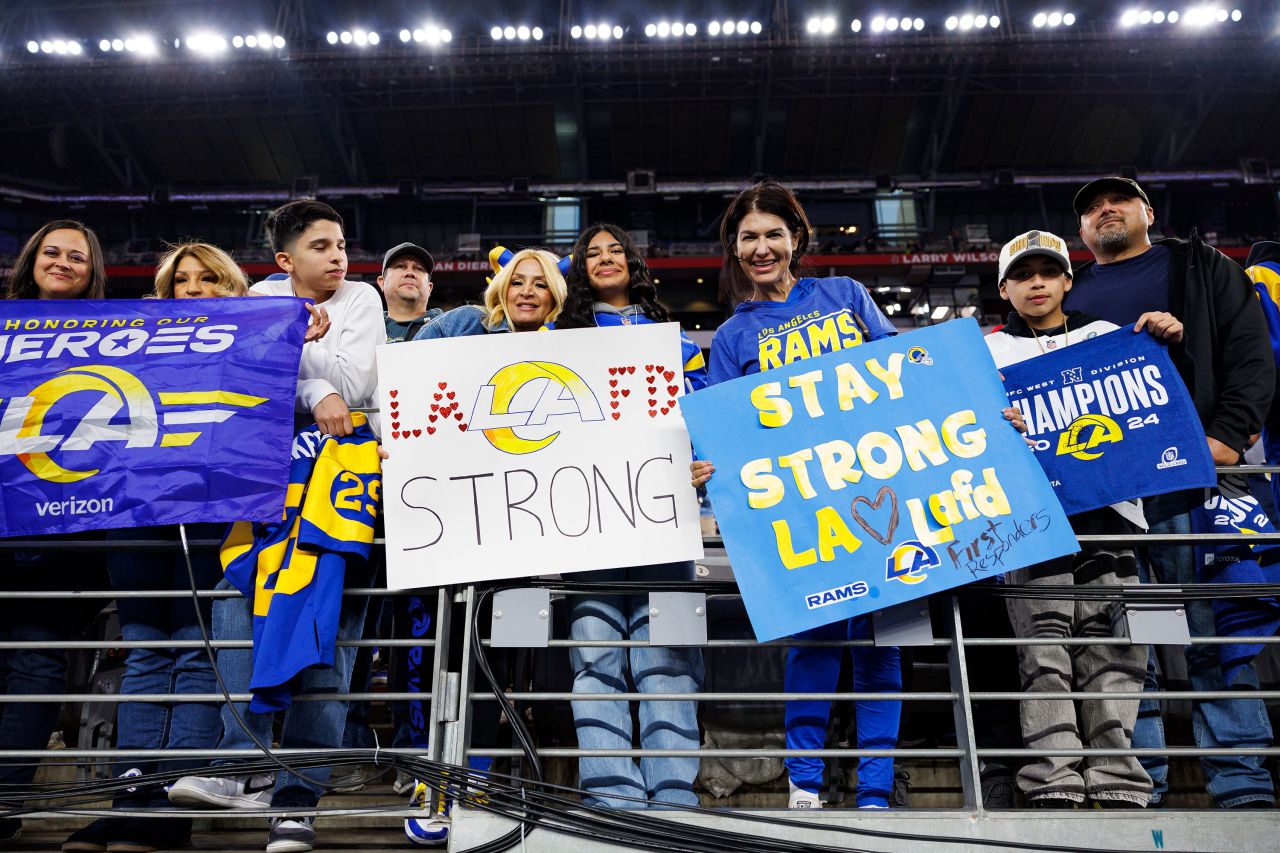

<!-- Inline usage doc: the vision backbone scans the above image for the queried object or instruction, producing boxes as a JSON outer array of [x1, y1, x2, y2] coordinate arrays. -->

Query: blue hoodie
[[707, 276, 896, 384]]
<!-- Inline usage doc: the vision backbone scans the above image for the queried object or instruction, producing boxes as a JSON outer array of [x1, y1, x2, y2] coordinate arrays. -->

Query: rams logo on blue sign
[[906, 346, 933, 366], [885, 540, 939, 585]]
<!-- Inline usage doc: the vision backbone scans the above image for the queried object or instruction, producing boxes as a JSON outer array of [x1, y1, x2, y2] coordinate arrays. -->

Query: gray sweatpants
[[1004, 508, 1152, 806]]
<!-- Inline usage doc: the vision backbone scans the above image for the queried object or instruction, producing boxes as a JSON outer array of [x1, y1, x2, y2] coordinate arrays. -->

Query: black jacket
[[1073, 231, 1272, 454]]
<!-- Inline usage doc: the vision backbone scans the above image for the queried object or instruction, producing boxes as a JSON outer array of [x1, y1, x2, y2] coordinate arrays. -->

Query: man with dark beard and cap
[[1068, 177, 1275, 810]]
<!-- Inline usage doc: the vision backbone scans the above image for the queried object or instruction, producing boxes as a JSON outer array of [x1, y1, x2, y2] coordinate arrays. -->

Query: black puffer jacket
[[1073, 230, 1272, 454]]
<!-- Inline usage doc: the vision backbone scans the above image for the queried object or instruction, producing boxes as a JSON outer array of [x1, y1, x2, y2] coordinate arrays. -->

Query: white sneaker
[[168, 773, 274, 809], [788, 781, 822, 809], [266, 816, 315, 853], [405, 780, 450, 847]]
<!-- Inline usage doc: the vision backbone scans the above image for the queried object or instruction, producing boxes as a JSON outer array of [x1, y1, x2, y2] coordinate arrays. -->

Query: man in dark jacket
[[1067, 176, 1275, 809]]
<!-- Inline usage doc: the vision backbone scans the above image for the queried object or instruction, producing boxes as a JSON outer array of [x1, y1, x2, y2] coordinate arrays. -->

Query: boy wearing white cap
[[984, 230, 1183, 810]]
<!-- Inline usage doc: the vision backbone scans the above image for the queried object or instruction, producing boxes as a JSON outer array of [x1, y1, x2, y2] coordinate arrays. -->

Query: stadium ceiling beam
[[1159, 89, 1222, 168], [919, 65, 966, 178], [319, 94, 369, 185], [61, 96, 149, 189]]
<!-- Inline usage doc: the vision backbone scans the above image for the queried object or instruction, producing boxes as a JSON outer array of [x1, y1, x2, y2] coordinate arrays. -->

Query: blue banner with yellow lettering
[[0, 298, 308, 537], [1000, 329, 1215, 517], [682, 319, 1078, 641]]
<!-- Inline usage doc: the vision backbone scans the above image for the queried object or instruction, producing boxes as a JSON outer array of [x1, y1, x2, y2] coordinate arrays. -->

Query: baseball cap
[[382, 242, 435, 275], [1072, 176, 1151, 217], [998, 230, 1072, 283]]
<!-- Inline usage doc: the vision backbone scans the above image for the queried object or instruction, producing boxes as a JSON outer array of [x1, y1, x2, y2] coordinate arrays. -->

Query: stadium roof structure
[[0, 0, 1276, 200]]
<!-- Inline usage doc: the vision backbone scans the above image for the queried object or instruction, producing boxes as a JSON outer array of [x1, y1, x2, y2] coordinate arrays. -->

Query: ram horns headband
[[486, 245, 572, 284]]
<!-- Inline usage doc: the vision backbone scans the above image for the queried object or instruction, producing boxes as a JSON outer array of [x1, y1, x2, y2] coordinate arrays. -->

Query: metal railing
[[2, 495, 1279, 845]]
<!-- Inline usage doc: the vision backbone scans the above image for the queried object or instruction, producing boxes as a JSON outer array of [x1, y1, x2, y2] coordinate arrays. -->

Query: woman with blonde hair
[[415, 246, 569, 339], [151, 240, 251, 298]]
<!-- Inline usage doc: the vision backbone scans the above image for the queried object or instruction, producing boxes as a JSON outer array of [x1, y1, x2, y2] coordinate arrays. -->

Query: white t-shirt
[[251, 278, 383, 414]]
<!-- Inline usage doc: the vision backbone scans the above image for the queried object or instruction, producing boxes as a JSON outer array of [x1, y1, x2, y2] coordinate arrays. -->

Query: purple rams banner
[[1000, 330, 1215, 517], [0, 298, 308, 537]]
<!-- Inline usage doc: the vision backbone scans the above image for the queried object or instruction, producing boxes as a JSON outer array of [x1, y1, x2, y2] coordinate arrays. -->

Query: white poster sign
[[377, 323, 705, 588]]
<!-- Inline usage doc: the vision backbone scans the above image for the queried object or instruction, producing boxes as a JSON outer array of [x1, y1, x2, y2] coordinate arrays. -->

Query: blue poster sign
[[0, 298, 308, 537], [1000, 329, 1215, 517], [682, 319, 1078, 641]]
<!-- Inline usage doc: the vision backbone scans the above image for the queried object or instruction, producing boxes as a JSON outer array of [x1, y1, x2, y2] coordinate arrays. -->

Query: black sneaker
[[62, 816, 126, 852], [266, 817, 316, 853], [981, 773, 1017, 809], [0, 819, 21, 849], [105, 817, 193, 853], [1031, 797, 1078, 809]]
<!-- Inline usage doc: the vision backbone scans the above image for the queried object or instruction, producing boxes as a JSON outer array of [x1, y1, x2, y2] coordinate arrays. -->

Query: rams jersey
[[708, 276, 896, 383], [221, 412, 382, 713]]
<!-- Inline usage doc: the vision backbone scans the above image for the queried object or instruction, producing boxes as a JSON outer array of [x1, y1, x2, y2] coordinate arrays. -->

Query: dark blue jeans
[[107, 526, 222, 801], [0, 544, 108, 788], [1134, 499, 1275, 807]]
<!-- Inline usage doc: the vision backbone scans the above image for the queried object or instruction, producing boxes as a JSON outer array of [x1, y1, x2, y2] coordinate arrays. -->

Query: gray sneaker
[[267, 816, 315, 853], [168, 773, 274, 809]]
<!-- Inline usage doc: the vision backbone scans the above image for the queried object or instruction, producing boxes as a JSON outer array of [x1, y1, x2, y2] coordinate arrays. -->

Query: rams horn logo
[[470, 361, 603, 455], [0, 365, 265, 483], [1056, 413, 1123, 461], [885, 540, 939, 585], [906, 346, 933, 366]]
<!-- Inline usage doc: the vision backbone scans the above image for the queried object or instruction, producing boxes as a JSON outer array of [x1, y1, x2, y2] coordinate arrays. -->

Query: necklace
[[1029, 316, 1068, 354]]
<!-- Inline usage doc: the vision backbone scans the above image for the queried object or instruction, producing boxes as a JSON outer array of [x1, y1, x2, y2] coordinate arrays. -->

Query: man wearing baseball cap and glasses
[[1068, 177, 1276, 809], [379, 241, 441, 342]]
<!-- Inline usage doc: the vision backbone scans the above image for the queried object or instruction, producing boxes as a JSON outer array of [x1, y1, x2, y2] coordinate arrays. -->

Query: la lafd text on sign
[[739, 352, 1013, 569]]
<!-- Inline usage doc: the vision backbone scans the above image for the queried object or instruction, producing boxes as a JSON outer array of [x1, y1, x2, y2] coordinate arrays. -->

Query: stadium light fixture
[[851, 19, 862, 32], [735, 20, 750, 34], [185, 32, 229, 54]]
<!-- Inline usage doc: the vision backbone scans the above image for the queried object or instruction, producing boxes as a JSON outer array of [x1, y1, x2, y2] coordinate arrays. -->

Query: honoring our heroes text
[[739, 352, 1013, 569]]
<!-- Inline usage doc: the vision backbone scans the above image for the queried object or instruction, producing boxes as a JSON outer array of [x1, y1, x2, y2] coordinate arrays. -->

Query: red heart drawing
[[663, 370, 675, 382], [611, 412, 621, 420], [437, 382, 447, 390], [608, 367, 618, 375], [610, 390, 619, 399], [389, 403, 399, 412], [458, 422, 468, 431], [645, 375, 655, 384], [608, 379, 618, 388], [429, 414, 437, 423], [446, 391, 456, 400], [610, 400, 619, 409], [454, 411, 463, 421], [648, 386, 657, 395], [391, 430, 401, 440], [626, 366, 635, 374], [648, 398, 657, 406], [667, 399, 677, 408], [430, 403, 439, 412], [427, 426, 436, 435], [667, 384, 679, 396], [433, 393, 443, 401], [654, 364, 666, 373], [412, 429, 422, 437], [389, 390, 399, 398], [645, 364, 654, 371], [648, 409, 657, 417], [621, 389, 630, 397], [661, 407, 669, 415], [391, 421, 400, 430]]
